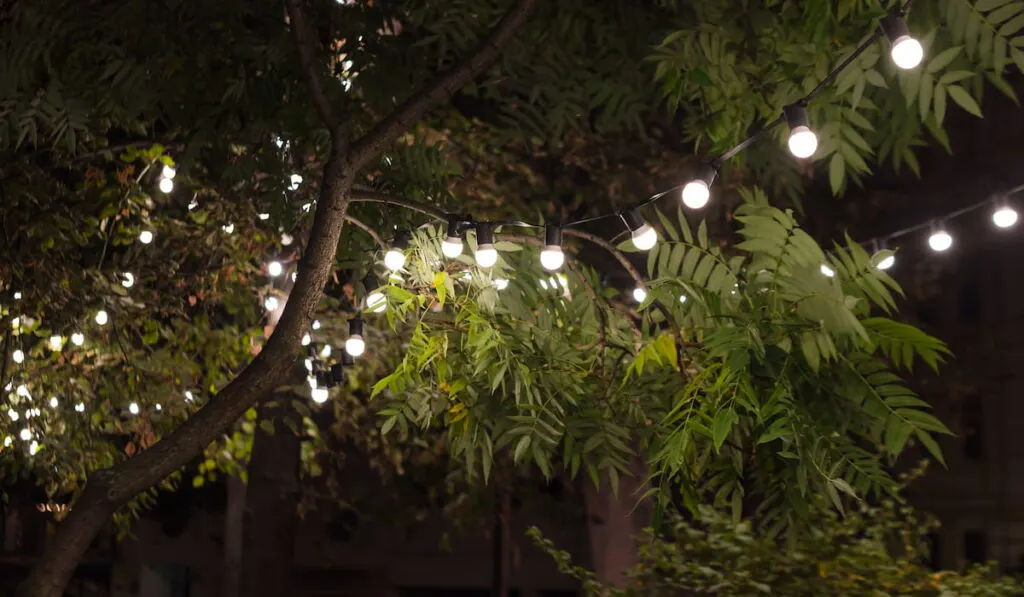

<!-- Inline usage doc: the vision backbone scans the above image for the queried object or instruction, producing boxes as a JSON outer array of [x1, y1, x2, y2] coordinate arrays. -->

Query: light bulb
[[16, 384, 29, 398], [75, 402, 85, 412], [891, 36, 924, 70], [155, 404, 162, 411], [820, 264, 835, 278], [311, 388, 329, 403], [320, 344, 332, 358], [222, 223, 235, 234], [494, 278, 509, 290], [441, 238, 464, 258], [289, 173, 303, 190], [158, 177, 174, 194], [367, 291, 387, 313], [993, 206, 1018, 229], [121, 272, 134, 288], [128, 402, 139, 415], [304, 358, 314, 372], [49, 397, 58, 408], [633, 287, 648, 303], [384, 249, 407, 271], [540, 247, 565, 271], [95, 310, 109, 325], [679, 294, 687, 303], [876, 255, 896, 271], [631, 225, 658, 251], [8, 410, 18, 422], [19, 428, 31, 441], [788, 126, 818, 158], [10, 317, 18, 329], [301, 333, 311, 346], [12, 350, 24, 364], [139, 230, 154, 244], [188, 199, 199, 211], [13, 292, 21, 300], [259, 213, 270, 220], [475, 245, 498, 268], [267, 261, 283, 277], [345, 335, 366, 357], [281, 233, 293, 246], [312, 320, 321, 330], [28, 440, 38, 455], [71, 332, 84, 346], [264, 296, 280, 311], [162, 165, 177, 179], [681, 180, 710, 210], [307, 375, 318, 390], [185, 391, 195, 402], [48, 335, 62, 350], [928, 230, 953, 252]]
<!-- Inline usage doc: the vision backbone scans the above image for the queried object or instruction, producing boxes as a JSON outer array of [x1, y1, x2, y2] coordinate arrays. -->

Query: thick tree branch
[[347, 0, 540, 169], [285, 0, 341, 132]]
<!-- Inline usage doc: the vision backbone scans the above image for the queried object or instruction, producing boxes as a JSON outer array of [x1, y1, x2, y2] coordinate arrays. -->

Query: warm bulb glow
[[441, 238, 463, 258], [267, 261, 283, 277], [12, 350, 24, 364], [633, 287, 647, 303], [301, 333, 311, 346], [223, 223, 235, 234], [876, 255, 896, 271], [312, 388, 329, 403], [928, 231, 953, 252], [139, 230, 154, 244], [49, 397, 58, 408], [19, 428, 31, 441], [320, 344, 332, 358], [259, 213, 270, 220], [820, 264, 835, 278], [121, 272, 135, 288], [993, 207, 1018, 229], [539, 247, 565, 271], [162, 165, 177, 179], [71, 332, 84, 346], [475, 245, 498, 268], [48, 335, 62, 350], [788, 126, 818, 158], [367, 291, 387, 313], [891, 36, 924, 70], [264, 296, 280, 311], [129, 402, 139, 415], [281, 233, 293, 246], [289, 173, 303, 190], [16, 385, 29, 398], [8, 410, 18, 421], [679, 295, 687, 303], [345, 335, 366, 357], [158, 177, 174, 194], [631, 225, 658, 251], [384, 249, 407, 271], [95, 310, 109, 325], [75, 402, 85, 412], [681, 180, 710, 209]]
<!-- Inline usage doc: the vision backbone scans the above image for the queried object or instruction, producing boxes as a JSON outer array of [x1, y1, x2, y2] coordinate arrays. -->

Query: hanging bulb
[[128, 402, 139, 415], [876, 254, 896, 270], [264, 296, 280, 311], [539, 225, 565, 271], [384, 230, 410, 271], [12, 349, 24, 364], [820, 264, 835, 278], [345, 317, 366, 357], [19, 428, 31, 441], [139, 230, 154, 244], [75, 402, 85, 412], [95, 310, 109, 325], [992, 203, 1018, 229], [121, 272, 135, 288], [621, 208, 658, 251], [441, 215, 465, 258], [71, 332, 84, 346], [474, 223, 498, 268], [364, 275, 386, 313], [49, 397, 58, 408], [880, 14, 924, 70], [185, 391, 195, 402], [681, 164, 717, 210], [311, 387, 329, 403], [158, 177, 174, 194], [301, 333, 311, 346], [259, 213, 270, 220], [928, 225, 953, 252], [162, 164, 176, 179], [267, 261, 283, 277], [288, 173, 303, 191], [633, 286, 648, 303], [48, 335, 63, 351], [785, 104, 817, 159], [222, 223, 235, 234]]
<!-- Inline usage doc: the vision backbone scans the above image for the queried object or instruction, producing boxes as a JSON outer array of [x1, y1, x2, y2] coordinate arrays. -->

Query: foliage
[[529, 482, 1023, 596]]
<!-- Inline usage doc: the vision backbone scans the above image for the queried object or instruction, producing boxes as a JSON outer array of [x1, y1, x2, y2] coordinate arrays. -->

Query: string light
[[264, 296, 280, 311], [880, 14, 924, 70], [312, 320, 321, 330], [29, 440, 38, 455], [820, 264, 836, 278], [222, 223, 235, 234], [384, 230, 411, 271], [992, 203, 1018, 229], [442, 215, 465, 258], [259, 213, 270, 220], [311, 387, 329, 403], [139, 230, 154, 244], [19, 429, 31, 441], [48, 335, 62, 351], [320, 344, 332, 358], [184, 391, 195, 402], [365, 276, 387, 313], [494, 278, 510, 290], [95, 310, 109, 326], [281, 233, 293, 246], [16, 385, 29, 398], [301, 333, 311, 346], [633, 286, 647, 303], [161, 165, 177, 179], [267, 261, 283, 277], [128, 402, 139, 415], [49, 397, 58, 408], [71, 332, 84, 346], [621, 208, 657, 251], [539, 225, 565, 271], [928, 224, 953, 252], [682, 164, 717, 210], [158, 177, 174, 194], [785, 104, 817, 159], [8, 410, 18, 421], [121, 273, 135, 288], [12, 350, 24, 364], [75, 402, 85, 412], [474, 223, 498, 268], [288, 173, 303, 191], [344, 317, 366, 357]]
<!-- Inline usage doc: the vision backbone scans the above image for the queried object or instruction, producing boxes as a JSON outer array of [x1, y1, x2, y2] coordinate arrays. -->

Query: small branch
[[350, 189, 447, 220], [562, 228, 644, 287], [344, 214, 386, 250], [284, 0, 341, 132], [347, 0, 540, 169]]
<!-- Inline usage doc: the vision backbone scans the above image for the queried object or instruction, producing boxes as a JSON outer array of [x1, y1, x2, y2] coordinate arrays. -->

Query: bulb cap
[[476, 222, 495, 245], [784, 104, 810, 130], [879, 14, 911, 44], [349, 317, 363, 336]]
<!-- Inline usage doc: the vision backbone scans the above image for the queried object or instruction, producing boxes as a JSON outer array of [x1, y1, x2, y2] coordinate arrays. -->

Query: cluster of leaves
[[529, 476, 1022, 596]]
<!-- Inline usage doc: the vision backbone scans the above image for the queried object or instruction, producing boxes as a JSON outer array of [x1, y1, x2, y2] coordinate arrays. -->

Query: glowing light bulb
[[16, 385, 29, 398], [928, 230, 953, 252], [158, 177, 174, 194], [162, 165, 177, 179], [264, 296, 280, 311], [367, 291, 387, 313], [876, 255, 896, 271], [28, 440, 38, 455], [788, 126, 818, 158], [679, 294, 687, 303], [10, 317, 18, 329], [75, 402, 85, 412], [820, 264, 835, 278], [185, 391, 195, 402], [345, 335, 366, 357], [993, 206, 1018, 229], [49, 397, 58, 408], [188, 199, 199, 211], [441, 237, 463, 258], [259, 213, 270, 220], [312, 320, 321, 330], [681, 180, 710, 210], [633, 287, 648, 303], [222, 223, 235, 234], [12, 350, 24, 364], [19, 428, 31, 441], [494, 278, 509, 290], [48, 335, 62, 350], [384, 248, 407, 271], [304, 358, 314, 372], [312, 387, 329, 403], [267, 261, 283, 277], [281, 233, 293, 246], [288, 173, 303, 190], [631, 225, 658, 251], [891, 36, 924, 70], [13, 292, 21, 300], [95, 310, 109, 325], [121, 272, 135, 288], [2, 437, 10, 446], [307, 375, 318, 390], [540, 247, 565, 271], [71, 332, 84, 346], [301, 333, 311, 346], [155, 404, 162, 411], [139, 230, 154, 244], [8, 410, 18, 421], [128, 402, 139, 415], [475, 245, 498, 268]]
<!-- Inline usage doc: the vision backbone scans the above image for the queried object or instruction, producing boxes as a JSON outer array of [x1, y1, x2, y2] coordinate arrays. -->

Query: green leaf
[[933, 84, 947, 125], [946, 85, 983, 117], [926, 46, 963, 73], [513, 435, 531, 462], [829, 477, 858, 500], [975, 0, 1013, 11], [712, 407, 737, 452], [828, 153, 845, 195]]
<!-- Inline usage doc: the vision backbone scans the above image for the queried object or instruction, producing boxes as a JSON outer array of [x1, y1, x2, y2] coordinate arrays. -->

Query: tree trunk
[[240, 390, 304, 597], [223, 473, 246, 597], [14, 2, 536, 595], [491, 483, 513, 597], [582, 457, 651, 588]]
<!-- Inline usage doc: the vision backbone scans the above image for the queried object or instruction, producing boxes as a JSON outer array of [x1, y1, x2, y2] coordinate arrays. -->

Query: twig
[[284, 0, 342, 132], [345, 215, 386, 250]]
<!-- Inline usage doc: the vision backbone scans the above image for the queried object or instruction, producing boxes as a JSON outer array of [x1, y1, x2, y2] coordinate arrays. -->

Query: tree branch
[[563, 228, 645, 287], [350, 188, 447, 220], [347, 0, 539, 169], [345, 214, 386, 250], [285, 0, 341, 132]]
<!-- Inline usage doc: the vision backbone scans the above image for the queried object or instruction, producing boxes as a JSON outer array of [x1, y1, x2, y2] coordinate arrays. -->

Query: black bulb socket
[[544, 225, 562, 247], [620, 208, 647, 232], [879, 14, 911, 44], [476, 222, 495, 245], [784, 104, 810, 130], [348, 317, 363, 336]]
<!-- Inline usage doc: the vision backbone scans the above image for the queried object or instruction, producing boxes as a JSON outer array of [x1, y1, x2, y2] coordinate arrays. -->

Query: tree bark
[[582, 458, 651, 588], [15, 1, 537, 595], [491, 483, 513, 597], [239, 389, 304, 597]]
